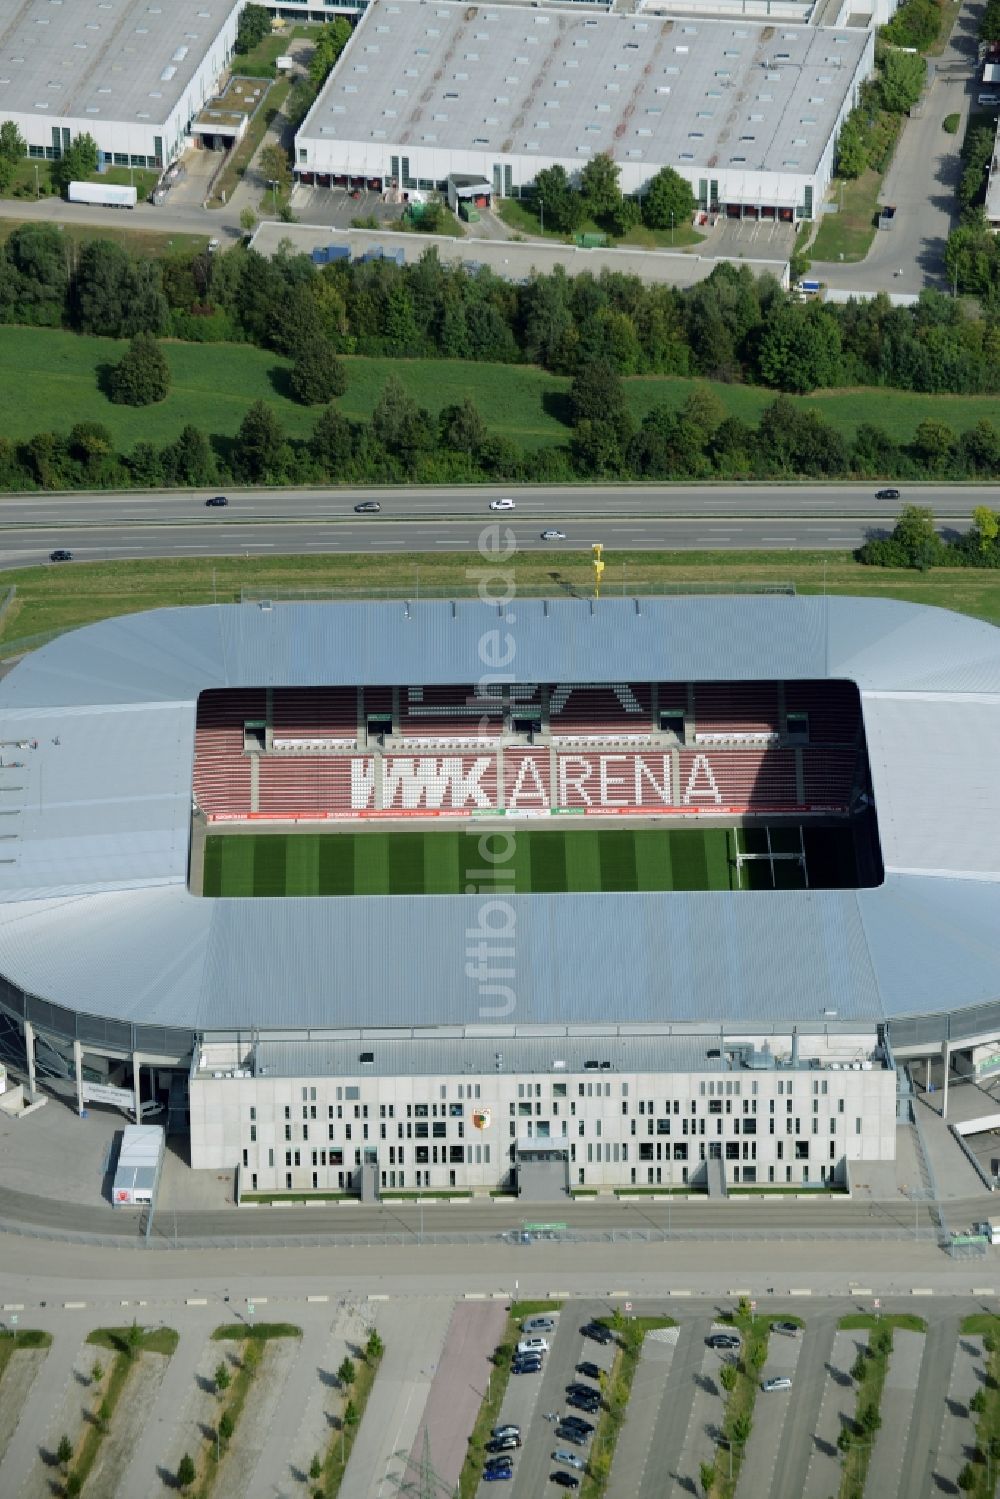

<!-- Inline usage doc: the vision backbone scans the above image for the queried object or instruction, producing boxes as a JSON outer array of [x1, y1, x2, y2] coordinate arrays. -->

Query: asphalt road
[[0, 482, 985, 569]]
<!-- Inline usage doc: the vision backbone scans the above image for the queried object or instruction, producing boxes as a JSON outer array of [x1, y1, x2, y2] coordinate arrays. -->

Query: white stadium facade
[[0, 593, 998, 1200]]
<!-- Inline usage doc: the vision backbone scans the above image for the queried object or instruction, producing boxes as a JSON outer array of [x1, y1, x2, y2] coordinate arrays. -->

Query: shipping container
[[112, 1124, 165, 1207]]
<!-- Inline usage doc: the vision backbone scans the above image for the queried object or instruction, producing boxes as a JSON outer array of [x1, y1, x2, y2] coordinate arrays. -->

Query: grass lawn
[[810, 169, 881, 264], [317, 1346, 382, 1497], [5, 328, 1000, 465], [0, 1327, 51, 1380], [0, 221, 213, 258], [3, 552, 1000, 652], [497, 195, 704, 249], [510, 1300, 564, 1318], [1, 158, 158, 204], [72, 1327, 178, 1491]]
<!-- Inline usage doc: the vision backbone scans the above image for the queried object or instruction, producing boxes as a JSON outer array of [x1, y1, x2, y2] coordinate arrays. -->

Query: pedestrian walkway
[[865, 1327, 925, 1499], [803, 1328, 864, 1498], [408, 1299, 507, 1493], [115, 1326, 205, 1499], [244, 1317, 336, 1499], [608, 1325, 679, 1496], [665, 1333, 726, 1498], [932, 1332, 984, 1493], [10, 1330, 89, 1499]]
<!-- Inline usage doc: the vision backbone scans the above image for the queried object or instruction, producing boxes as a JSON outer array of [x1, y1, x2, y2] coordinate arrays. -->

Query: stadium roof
[[0, 594, 998, 1039], [298, 0, 867, 181], [0, 0, 236, 129]]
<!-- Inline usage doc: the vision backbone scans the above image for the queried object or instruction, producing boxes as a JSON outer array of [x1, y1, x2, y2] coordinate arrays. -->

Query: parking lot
[[292, 183, 401, 231]]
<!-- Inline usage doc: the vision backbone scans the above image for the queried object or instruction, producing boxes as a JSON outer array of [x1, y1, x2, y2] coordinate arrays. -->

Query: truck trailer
[[68, 180, 137, 210], [112, 1124, 165, 1206]]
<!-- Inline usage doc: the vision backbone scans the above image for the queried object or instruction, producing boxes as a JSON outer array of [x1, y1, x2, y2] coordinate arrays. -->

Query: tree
[[91, 1360, 104, 1385], [891, 503, 944, 568], [240, 206, 258, 238], [878, 51, 926, 115], [232, 400, 287, 482], [731, 1411, 752, 1445], [749, 1342, 767, 1372], [532, 165, 583, 234], [126, 1320, 143, 1359], [835, 112, 868, 180], [758, 302, 842, 393], [289, 338, 347, 405], [235, 3, 270, 54], [260, 143, 291, 198], [912, 417, 956, 472], [214, 1360, 231, 1395], [57, 1434, 73, 1469], [54, 133, 99, 192], [569, 360, 625, 427], [310, 404, 354, 475], [970, 1387, 987, 1414], [98, 1397, 112, 1433], [642, 166, 696, 230], [0, 223, 70, 327], [108, 331, 170, 406], [580, 152, 622, 225], [972, 505, 1000, 552], [162, 424, 214, 486], [177, 1453, 196, 1489], [439, 396, 488, 456], [957, 1463, 977, 1493], [338, 1356, 356, 1388], [65, 1475, 82, 1499], [609, 196, 641, 238], [0, 120, 26, 192], [344, 1399, 359, 1428], [219, 1410, 234, 1443], [71, 240, 168, 338], [309, 1454, 323, 1480], [310, 18, 352, 88], [858, 1402, 882, 1435], [371, 375, 433, 464], [720, 1363, 738, 1393]]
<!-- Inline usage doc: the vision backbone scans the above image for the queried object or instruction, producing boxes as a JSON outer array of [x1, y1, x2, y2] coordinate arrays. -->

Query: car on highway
[[486, 1435, 521, 1453], [761, 1376, 793, 1393], [772, 1321, 801, 1336], [554, 1426, 587, 1447], [49, 549, 73, 562], [205, 494, 228, 506], [582, 1322, 613, 1345], [354, 501, 381, 513], [489, 497, 515, 510], [576, 1361, 602, 1380], [491, 1424, 520, 1440], [707, 1332, 741, 1351], [553, 1451, 586, 1471], [551, 1473, 580, 1489], [875, 487, 900, 500], [541, 529, 566, 541]]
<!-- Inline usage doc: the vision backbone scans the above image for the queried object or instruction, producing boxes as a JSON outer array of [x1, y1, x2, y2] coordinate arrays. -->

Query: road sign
[[625, 1302, 633, 1312], [750, 1300, 757, 1311], [247, 1302, 255, 1318], [874, 1298, 880, 1308]]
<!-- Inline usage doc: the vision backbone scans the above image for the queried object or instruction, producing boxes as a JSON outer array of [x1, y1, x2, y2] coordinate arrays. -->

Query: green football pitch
[[200, 825, 859, 897]]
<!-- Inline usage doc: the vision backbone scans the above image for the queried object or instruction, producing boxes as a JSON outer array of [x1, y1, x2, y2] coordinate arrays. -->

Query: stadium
[[0, 591, 998, 1200]]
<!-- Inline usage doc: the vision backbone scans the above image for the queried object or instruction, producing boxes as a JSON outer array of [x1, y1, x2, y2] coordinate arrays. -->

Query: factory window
[[284, 1125, 291, 1141], [795, 1140, 809, 1160], [250, 1107, 256, 1122], [250, 1125, 256, 1142], [268, 1149, 274, 1167]]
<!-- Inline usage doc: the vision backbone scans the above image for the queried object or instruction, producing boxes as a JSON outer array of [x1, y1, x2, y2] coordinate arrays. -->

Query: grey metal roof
[[0, 594, 997, 1035]]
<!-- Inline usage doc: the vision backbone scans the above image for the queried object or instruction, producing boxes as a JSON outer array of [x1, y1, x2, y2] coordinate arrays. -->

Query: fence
[[239, 581, 797, 603]]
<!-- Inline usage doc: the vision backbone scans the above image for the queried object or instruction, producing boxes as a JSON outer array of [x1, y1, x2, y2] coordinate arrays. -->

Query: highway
[[0, 482, 985, 569]]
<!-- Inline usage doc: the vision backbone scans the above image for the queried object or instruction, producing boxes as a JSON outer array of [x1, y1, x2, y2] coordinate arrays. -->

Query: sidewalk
[[114, 1325, 205, 1499]]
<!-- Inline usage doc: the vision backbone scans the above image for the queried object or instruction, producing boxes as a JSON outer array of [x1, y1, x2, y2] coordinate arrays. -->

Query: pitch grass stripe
[[285, 833, 319, 896], [203, 837, 222, 897], [529, 831, 568, 893], [599, 830, 638, 892], [388, 832, 426, 895], [355, 832, 389, 895], [319, 831, 354, 896], [223, 834, 255, 896], [253, 834, 287, 896], [634, 829, 673, 892], [669, 829, 709, 891], [424, 828, 461, 894], [566, 830, 601, 892]]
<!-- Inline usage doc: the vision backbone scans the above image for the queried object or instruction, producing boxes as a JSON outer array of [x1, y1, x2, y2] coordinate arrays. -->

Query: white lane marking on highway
[[826, 537, 857, 543], [761, 536, 797, 542]]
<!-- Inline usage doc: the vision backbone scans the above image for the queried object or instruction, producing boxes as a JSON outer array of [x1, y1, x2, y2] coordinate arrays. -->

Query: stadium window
[[249, 1107, 256, 1122], [709, 1100, 722, 1114], [786, 711, 809, 743], [301, 1087, 308, 1102], [433, 1122, 446, 1138], [286, 1173, 292, 1189], [856, 1118, 862, 1134], [242, 1149, 248, 1168], [660, 709, 685, 739], [268, 1149, 274, 1168], [726, 1142, 739, 1160], [302, 1107, 309, 1121], [328, 1106, 334, 1119], [345, 1124, 352, 1140], [822, 1081, 828, 1095], [284, 1125, 291, 1142], [795, 1140, 809, 1160], [284, 1106, 291, 1120], [812, 1119, 819, 1134], [621, 1082, 629, 1096], [250, 1125, 256, 1142], [829, 1141, 836, 1160], [787, 1099, 793, 1113], [777, 1140, 784, 1159], [839, 1099, 845, 1113], [554, 1083, 567, 1098], [251, 1173, 257, 1190], [743, 1119, 756, 1136]]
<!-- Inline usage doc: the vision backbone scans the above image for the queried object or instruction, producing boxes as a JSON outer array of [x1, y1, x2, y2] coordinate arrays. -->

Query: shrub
[[177, 1453, 196, 1489], [944, 113, 961, 134]]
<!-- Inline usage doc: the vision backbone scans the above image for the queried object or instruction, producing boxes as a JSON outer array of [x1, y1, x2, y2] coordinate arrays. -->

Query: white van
[[516, 1336, 549, 1355]]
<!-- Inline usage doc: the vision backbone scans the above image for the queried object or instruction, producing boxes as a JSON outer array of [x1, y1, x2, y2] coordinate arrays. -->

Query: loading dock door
[[516, 1146, 569, 1200]]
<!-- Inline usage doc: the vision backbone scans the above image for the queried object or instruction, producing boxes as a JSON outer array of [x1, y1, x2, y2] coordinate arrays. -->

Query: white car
[[516, 1336, 549, 1355], [490, 497, 515, 510], [761, 1376, 792, 1393], [552, 1450, 585, 1471], [541, 530, 566, 541]]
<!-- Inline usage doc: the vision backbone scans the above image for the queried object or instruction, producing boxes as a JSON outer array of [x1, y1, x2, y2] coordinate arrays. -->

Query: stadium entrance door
[[516, 1145, 570, 1200]]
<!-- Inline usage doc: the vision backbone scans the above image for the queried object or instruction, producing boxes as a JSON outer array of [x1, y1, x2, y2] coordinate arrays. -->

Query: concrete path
[[608, 1325, 679, 1496], [340, 1296, 453, 1499], [243, 1318, 335, 1499], [1, 1329, 84, 1497], [637, 1320, 705, 1499], [804, 1329, 866, 1499], [933, 1332, 984, 1493], [736, 1328, 802, 1497], [666, 1334, 726, 1498], [893, 1313, 961, 1496], [409, 1300, 507, 1494], [864, 1327, 925, 1499], [115, 1326, 203, 1497], [769, 1321, 838, 1499], [0, 1345, 48, 1465]]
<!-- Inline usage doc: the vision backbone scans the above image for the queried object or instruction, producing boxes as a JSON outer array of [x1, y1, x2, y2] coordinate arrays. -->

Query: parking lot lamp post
[[538, 196, 544, 235], [10, 1312, 17, 1348], [33, 165, 38, 199], [670, 210, 674, 245], [270, 178, 278, 216]]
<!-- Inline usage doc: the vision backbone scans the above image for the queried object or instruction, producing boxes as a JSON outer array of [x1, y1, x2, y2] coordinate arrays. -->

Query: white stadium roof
[[0, 594, 998, 1041]]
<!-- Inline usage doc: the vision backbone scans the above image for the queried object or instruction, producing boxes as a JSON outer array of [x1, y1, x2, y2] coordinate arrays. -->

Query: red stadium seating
[[399, 685, 503, 740], [549, 683, 653, 740], [785, 680, 861, 744], [272, 687, 356, 744], [679, 749, 798, 809], [693, 683, 780, 738]]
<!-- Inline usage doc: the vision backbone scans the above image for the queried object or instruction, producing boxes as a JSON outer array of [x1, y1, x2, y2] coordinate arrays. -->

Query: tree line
[[6, 224, 1000, 399], [858, 504, 1000, 570]]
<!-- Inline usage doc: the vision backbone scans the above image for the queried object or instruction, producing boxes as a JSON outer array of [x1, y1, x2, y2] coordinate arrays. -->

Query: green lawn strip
[[69, 1327, 178, 1490], [496, 196, 704, 249], [810, 168, 883, 264], [242, 1191, 357, 1203], [581, 1315, 676, 1495], [835, 1313, 926, 1499], [954, 1316, 1000, 1499], [0, 222, 211, 259], [185, 1325, 302, 1498], [3, 552, 1000, 654], [705, 1305, 772, 1499], [457, 1313, 519, 1498], [0, 1328, 51, 1380], [317, 1346, 383, 1498], [510, 1300, 564, 1318]]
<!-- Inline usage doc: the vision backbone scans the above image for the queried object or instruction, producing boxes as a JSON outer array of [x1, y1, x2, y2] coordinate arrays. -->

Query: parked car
[[483, 1466, 513, 1481], [485, 1454, 514, 1469], [551, 1473, 580, 1489], [772, 1321, 801, 1336], [489, 497, 515, 510], [576, 1362, 601, 1380], [517, 1337, 549, 1355], [566, 1382, 599, 1397], [582, 1322, 613, 1345], [707, 1333, 741, 1351], [354, 500, 381, 513], [491, 1424, 520, 1440], [554, 1426, 587, 1447], [875, 487, 900, 500], [559, 1416, 595, 1434], [512, 1358, 543, 1375], [49, 549, 73, 562], [541, 529, 566, 541], [552, 1450, 586, 1471], [205, 494, 228, 506], [486, 1435, 521, 1453], [523, 1316, 556, 1333], [761, 1376, 793, 1393], [567, 1393, 601, 1413]]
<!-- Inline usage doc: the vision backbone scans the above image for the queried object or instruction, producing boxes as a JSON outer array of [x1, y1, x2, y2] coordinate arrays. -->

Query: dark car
[[559, 1416, 595, 1435], [491, 1424, 520, 1441], [483, 1467, 513, 1482], [707, 1333, 741, 1351], [772, 1321, 801, 1336], [554, 1426, 587, 1447], [485, 1455, 515, 1470], [576, 1362, 602, 1380], [49, 549, 73, 562], [205, 494, 228, 507], [486, 1436, 521, 1453], [567, 1383, 599, 1397], [875, 487, 900, 500], [512, 1359, 543, 1375], [354, 500, 381, 513], [582, 1322, 613, 1345], [567, 1394, 601, 1414], [551, 1474, 580, 1489]]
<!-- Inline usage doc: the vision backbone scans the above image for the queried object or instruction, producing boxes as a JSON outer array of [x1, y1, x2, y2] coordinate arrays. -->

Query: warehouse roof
[[0, 594, 998, 1037], [0, 0, 237, 129], [298, 0, 869, 179]]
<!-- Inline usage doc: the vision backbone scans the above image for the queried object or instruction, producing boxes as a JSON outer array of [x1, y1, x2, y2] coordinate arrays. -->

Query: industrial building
[[0, 594, 997, 1198], [294, 0, 872, 220], [0, 0, 244, 173]]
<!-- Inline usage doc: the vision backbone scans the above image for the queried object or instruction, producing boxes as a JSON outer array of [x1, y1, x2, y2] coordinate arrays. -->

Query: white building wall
[[192, 1051, 896, 1194]]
